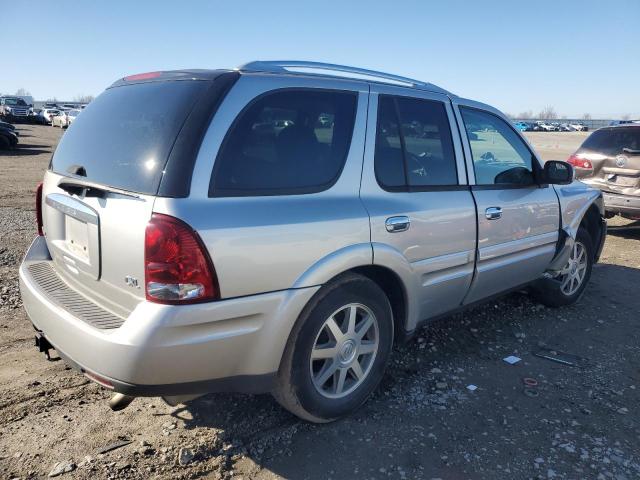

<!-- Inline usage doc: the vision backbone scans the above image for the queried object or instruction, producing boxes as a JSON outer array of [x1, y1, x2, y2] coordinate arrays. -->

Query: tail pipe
[[109, 393, 135, 411]]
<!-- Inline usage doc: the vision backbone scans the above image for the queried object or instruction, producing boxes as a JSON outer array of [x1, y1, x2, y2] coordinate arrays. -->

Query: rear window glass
[[580, 128, 640, 155], [210, 89, 357, 196], [51, 80, 207, 195]]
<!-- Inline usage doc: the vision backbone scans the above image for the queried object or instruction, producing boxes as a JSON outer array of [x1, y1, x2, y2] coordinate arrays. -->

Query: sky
[[2, 0, 639, 118]]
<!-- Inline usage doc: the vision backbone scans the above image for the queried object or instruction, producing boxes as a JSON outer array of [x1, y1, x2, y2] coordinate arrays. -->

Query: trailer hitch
[[34, 332, 53, 360]]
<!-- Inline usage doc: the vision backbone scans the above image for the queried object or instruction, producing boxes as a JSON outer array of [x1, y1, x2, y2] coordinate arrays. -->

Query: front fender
[[547, 181, 604, 272], [554, 180, 603, 239]]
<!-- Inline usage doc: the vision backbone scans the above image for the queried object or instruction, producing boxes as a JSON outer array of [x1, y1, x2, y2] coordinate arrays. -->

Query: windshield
[[4, 98, 27, 106], [51, 80, 208, 194], [581, 127, 640, 156]]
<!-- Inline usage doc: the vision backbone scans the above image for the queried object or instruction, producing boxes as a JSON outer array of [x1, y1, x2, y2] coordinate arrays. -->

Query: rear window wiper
[[57, 177, 141, 199], [622, 147, 640, 154]]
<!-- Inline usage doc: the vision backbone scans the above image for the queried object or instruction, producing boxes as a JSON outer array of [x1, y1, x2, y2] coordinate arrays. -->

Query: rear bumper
[[19, 236, 318, 396], [603, 191, 640, 218]]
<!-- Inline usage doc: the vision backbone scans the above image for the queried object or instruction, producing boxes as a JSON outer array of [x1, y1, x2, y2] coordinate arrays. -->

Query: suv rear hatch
[[41, 71, 237, 319], [572, 126, 640, 196]]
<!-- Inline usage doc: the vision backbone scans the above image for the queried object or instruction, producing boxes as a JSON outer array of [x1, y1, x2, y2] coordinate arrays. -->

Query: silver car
[[19, 61, 606, 422]]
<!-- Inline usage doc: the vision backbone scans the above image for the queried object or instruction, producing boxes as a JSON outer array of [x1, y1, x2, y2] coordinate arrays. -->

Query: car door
[[360, 85, 477, 330], [452, 100, 560, 304]]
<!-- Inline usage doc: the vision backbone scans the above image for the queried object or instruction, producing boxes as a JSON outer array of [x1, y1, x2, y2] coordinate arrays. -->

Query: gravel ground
[[1, 125, 639, 480]]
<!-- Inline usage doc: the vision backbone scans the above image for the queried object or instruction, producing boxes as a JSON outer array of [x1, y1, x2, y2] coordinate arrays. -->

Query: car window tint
[[374, 96, 405, 187], [375, 95, 457, 189], [581, 128, 640, 155], [396, 97, 457, 186], [51, 80, 208, 195], [460, 108, 534, 186], [211, 89, 357, 196]]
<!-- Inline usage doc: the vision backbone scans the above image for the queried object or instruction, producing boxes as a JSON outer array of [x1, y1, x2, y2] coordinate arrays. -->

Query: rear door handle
[[385, 216, 410, 233], [485, 207, 502, 220]]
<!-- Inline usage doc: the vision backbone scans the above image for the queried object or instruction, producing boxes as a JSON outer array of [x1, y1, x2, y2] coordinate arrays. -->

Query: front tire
[[531, 227, 593, 307], [273, 273, 394, 422]]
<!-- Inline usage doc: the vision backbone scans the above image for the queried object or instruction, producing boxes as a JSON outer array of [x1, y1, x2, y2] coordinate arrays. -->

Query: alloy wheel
[[309, 303, 379, 399], [557, 240, 588, 296]]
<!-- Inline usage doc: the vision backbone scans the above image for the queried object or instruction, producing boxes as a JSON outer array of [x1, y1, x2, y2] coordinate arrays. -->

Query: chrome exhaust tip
[[109, 393, 135, 411]]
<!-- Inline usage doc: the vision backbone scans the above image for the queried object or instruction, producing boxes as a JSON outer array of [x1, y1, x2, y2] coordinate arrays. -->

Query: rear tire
[[273, 273, 394, 423], [531, 227, 593, 307]]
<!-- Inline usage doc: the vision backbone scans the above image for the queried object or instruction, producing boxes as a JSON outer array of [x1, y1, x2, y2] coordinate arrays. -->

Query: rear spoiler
[[109, 69, 232, 88]]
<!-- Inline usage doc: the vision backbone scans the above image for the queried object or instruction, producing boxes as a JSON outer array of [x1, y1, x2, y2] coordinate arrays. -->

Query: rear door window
[[210, 89, 357, 196], [460, 107, 535, 186], [375, 95, 458, 190], [51, 80, 208, 195]]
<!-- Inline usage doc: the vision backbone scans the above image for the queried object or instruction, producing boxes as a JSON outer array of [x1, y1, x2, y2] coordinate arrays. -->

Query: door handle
[[485, 207, 502, 220], [385, 216, 410, 233]]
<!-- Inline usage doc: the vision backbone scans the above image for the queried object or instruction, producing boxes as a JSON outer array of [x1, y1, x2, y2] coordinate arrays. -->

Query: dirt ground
[[523, 131, 591, 162], [1, 126, 639, 480]]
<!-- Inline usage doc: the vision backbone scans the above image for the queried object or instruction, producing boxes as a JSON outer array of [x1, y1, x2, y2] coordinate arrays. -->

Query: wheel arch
[[349, 265, 408, 341], [579, 201, 606, 261], [291, 242, 417, 340]]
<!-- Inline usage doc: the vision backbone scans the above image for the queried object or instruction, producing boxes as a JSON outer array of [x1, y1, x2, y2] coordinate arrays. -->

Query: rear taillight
[[144, 213, 219, 304], [35, 182, 44, 236], [567, 154, 593, 170]]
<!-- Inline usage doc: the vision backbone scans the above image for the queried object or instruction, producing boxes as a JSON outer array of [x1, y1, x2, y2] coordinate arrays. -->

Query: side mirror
[[542, 160, 574, 185]]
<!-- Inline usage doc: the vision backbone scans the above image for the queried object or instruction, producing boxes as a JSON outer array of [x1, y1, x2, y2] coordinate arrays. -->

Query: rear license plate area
[[65, 215, 91, 261], [45, 193, 101, 280]]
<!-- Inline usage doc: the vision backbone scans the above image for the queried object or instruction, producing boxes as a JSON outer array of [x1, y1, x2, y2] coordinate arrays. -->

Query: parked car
[[51, 111, 68, 128], [19, 62, 606, 422], [609, 120, 639, 126], [0, 123, 19, 149], [534, 121, 559, 132], [0, 120, 17, 133], [35, 108, 62, 125], [65, 109, 81, 126], [570, 123, 589, 132], [569, 124, 640, 220], [513, 121, 530, 132], [0, 96, 33, 122]]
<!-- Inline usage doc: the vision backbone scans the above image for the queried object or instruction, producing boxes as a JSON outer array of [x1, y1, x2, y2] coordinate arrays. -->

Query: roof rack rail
[[237, 60, 451, 95]]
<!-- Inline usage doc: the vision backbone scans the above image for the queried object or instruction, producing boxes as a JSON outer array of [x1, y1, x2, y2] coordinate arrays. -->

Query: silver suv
[[19, 61, 606, 422]]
